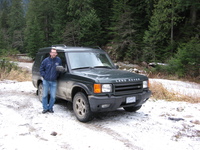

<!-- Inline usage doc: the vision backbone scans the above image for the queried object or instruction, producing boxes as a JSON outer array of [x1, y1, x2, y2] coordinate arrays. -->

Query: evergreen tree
[[25, 0, 54, 58], [128, 0, 151, 62], [8, 0, 25, 52], [110, 0, 149, 62], [0, 0, 10, 49], [4, 0, 198, 72], [91, 0, 114, 45], [65, 0, 101, 46], [176, 0, 200, 43], [167, 37, 200, 77], [25, 0, 46, 58], [109, 0, 131, 60], [50, 0, 69, 45], [79, 9, 101, 46], [143, 0, 181, 62]]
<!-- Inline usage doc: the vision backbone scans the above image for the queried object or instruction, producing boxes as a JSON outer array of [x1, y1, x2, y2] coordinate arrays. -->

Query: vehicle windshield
[[68, 52, 114, 70]]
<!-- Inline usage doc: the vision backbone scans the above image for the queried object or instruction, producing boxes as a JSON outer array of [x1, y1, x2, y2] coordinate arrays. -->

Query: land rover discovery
[[32, 45, 151, 122]]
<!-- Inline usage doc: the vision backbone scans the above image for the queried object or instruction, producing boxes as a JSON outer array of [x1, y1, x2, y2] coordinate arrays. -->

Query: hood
[[72, 68, 147, 83]]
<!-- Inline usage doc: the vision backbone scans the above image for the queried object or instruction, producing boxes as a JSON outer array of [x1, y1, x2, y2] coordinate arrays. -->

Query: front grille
[[114, 82, 143, 96]]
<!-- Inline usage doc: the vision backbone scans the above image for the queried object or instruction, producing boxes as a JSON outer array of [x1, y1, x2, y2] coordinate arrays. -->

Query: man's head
[[50, 48, 57, 58]]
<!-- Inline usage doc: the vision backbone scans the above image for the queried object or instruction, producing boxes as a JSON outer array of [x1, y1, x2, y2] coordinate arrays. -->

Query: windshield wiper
[[93, 66, 112, 69], [72, 67, 93, 70], [72, 66, 112, 70]]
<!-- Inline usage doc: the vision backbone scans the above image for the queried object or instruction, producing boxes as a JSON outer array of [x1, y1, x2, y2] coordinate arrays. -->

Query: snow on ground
[[15, 62, 33, 73], [150, 78, 200, 98], [0, 80, 200, 150]]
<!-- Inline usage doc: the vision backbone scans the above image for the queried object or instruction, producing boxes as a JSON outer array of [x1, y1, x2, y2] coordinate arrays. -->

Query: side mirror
[[56, 66, 67, 73]]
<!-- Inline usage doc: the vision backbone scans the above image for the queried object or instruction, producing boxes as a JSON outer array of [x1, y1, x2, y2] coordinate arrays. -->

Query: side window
[[34, 53, 48, 67], [40, 53, 49, 62], [57, 52, 67, 67], [33, 54, 42, 68]]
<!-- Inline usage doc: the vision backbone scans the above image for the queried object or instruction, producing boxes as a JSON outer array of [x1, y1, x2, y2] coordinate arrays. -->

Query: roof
[[38, 44, 104, 53]]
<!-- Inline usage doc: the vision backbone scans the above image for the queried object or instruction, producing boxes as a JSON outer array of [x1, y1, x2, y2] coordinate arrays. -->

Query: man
[[40, 48, 62, 113]]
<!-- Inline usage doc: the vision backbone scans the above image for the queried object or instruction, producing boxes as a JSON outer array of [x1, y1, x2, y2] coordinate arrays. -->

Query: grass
[[150, 81, 200, 103], [0, 59, 31, 81], [146, 66, 200, 84], [0, 69, 32, 81]]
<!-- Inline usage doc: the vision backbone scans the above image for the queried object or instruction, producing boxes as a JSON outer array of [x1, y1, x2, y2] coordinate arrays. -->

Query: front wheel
[[73, 92, 93, 122], [123, 106, 142, 112]]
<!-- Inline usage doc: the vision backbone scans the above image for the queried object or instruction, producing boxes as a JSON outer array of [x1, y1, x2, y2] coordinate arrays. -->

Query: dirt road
[[0, 80, 200, 150]]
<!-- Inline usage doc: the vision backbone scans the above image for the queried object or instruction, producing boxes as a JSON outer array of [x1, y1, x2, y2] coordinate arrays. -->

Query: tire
[[73, 92, 93, 122], [38, 82, 51, 103], [123, 106, 142, 112], [38, 83, 43, 102]]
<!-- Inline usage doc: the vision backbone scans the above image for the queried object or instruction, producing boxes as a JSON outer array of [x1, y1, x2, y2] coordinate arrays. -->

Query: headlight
[[94, 84, 112, 93], [102, 84, 112, 92], [143, 81, 148, 88]]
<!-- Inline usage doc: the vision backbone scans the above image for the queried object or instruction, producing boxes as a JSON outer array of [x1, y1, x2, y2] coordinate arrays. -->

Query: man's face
[[50, 49, 57, 58]]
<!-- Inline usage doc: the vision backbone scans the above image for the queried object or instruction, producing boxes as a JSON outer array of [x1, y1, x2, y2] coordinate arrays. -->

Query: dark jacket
[[40, 56, 62, 81]]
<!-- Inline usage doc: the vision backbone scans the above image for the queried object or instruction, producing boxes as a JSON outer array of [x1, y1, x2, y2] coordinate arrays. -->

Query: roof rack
[[93, 46, 102, 50], [51, 44, 102, 50], [83, 46, 102, 50], [51, 44, 67, 48]]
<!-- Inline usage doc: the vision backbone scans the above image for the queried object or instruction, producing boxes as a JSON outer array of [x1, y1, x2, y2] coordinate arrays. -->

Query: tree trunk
[[190, 4, 197, 25]]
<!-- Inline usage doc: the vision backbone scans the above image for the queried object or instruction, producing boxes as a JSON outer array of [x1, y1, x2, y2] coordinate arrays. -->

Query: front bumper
[[88, 90, 151, 112]]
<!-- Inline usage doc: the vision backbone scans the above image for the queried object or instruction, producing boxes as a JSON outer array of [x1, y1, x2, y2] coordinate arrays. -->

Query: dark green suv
[[32, 45, 151, 122]]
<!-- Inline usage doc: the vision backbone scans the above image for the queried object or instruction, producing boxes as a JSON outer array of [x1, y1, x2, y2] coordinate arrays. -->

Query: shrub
[[0, 58, 18, 74], [167, 38, 200, 78], [0, 48, 19, 57]]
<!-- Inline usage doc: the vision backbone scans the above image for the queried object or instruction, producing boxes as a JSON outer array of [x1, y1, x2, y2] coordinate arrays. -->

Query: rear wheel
[[38, 82, 53, 104], [123, 106, 142, 112], [38, 83, 43, 102], [73, 92, 93, 122]]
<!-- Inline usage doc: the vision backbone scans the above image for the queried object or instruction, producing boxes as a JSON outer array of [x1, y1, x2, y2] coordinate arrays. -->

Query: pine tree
[[91, 0, 114, 45], [0, 0, 10, 49], [110, 0, 149, 62], [143, 0, 181, 61], [50, 0, 69, 45], [79, 9, 101, 46], [8, 0, 25, 52], [25, 0, 46, 58], [176, 0, 200, 42], [25, 0, 54, 58], [64, 0, 101, 46]]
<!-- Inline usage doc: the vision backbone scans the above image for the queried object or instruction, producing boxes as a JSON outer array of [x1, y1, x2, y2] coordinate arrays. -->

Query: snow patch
[[0, 80, 200, 150]]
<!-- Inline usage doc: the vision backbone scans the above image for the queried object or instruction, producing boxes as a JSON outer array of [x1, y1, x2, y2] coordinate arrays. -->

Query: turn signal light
[[94, 84, 101, 93]]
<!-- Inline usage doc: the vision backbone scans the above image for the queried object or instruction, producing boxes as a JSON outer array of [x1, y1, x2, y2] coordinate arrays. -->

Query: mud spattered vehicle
[[32, 45, 151, 122]]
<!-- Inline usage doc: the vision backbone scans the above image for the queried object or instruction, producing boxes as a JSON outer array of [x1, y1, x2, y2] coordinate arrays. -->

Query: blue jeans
[[42, 80, 57, 111]]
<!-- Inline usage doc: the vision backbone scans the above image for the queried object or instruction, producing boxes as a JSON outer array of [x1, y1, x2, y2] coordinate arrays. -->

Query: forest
[[0, 0, 199, 78]]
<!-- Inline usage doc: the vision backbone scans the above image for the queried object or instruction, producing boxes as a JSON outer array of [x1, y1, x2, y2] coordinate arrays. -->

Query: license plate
[[126, 96, 136, 103]]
